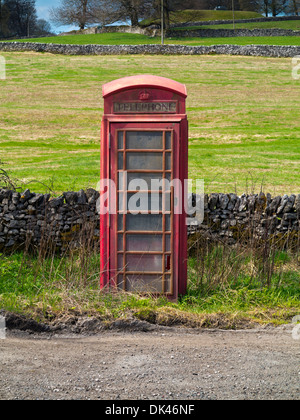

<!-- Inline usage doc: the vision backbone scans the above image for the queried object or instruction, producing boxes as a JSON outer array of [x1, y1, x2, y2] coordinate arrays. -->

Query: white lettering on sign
[[114, 102, 177, 114]]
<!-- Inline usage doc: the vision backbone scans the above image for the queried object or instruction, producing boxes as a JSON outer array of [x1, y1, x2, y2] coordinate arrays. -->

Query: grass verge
[[1, 240, 299, 330]]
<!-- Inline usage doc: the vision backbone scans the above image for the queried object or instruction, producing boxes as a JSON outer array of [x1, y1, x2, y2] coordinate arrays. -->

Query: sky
[[36, 0, 126, 34], [36, 0, 78, 33]]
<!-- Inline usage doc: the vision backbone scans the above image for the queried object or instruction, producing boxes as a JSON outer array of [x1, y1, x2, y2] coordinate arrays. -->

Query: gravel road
[[0, 326, 299, 400]]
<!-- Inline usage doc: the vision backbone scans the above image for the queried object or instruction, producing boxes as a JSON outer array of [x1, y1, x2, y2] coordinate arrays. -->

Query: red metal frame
[[100, 75, 188, 301]]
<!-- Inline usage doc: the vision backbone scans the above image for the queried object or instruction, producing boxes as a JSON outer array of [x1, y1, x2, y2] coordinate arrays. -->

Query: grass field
[[140, 9, 263, 26], [6, 32, 300, 46], [196, 19, 300, 30], [0, 52, 299, 195]]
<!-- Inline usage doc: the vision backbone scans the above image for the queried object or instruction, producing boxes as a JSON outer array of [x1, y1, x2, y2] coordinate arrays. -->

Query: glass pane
[[126, 254, 162, 272], [165, 275, 172, 293], [118, 274, 124, 290], [118, 215, 123, 231], [127, 177, 149, 192], [165, 132, 172, 150], [118, 132, 124, 150], [118, 234, 123, 251], [126, 275, 163, 293], [164, 193, 171, 212], [126, 153, 163, 170], [150, 193, 162, 213], [118, 153, 123, 169], [127, 173, 164, 190], [127, 192, 148, 212], [118, 192, 124, 212], [118, 172, 124, 190], [165, 215, 171, 232], [126, 131, 163, 150], [126, 214, 163, 231], [126, 234, 163, 252], [127, 192, 163, 213], [165, 235, 171, 252], [118, 254, 124, 271], [166, 153, 171, 170]]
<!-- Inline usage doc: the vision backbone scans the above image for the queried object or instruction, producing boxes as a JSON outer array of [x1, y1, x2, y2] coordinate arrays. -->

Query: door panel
[[126, 152, 163, 170], [126, 131, 163, 149], [111, 124, 178, 296]]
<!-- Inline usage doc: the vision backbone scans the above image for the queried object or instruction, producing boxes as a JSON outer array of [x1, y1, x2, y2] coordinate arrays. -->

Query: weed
[[0, 224, 299, 327]]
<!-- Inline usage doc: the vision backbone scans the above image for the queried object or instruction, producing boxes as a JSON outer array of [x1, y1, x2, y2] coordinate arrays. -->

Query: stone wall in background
[[0, 189, 299, 252], [69, 24, 300, 39], [1, 42, 300, 58], [166, 28, 300, 38], [171, 15, 300, 28]]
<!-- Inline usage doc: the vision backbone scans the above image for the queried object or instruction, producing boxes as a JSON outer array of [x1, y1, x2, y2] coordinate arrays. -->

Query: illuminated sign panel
[[113, 102, 177, 114]]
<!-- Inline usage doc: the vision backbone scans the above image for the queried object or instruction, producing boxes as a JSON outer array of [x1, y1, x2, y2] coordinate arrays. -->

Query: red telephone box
[[100, 75, 188, 300]]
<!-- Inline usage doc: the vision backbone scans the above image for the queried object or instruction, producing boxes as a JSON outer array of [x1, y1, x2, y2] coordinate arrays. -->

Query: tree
[[34, 19, 53, 36], [4, 0, 37, 37], [49, 0, 102, 30], [105, 0, 153, 27], [238, 0, 261, 11], [149, 0, 237, 30], [0, 0, 10, 37], [151, 0, 177, 30], [287, 0, 299, 14], [1, 0, 52, 38], [260, 0, 270, 15], [258, 0, 289, 15], [87, 0, 120, 26], [270, 0, 288, 15]]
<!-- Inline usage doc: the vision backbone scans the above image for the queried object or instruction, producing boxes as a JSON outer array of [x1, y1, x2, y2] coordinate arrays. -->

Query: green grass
[[167, 36, 300, 45], [0, 247, 299, 328], [140, 9, 263, 27], [6, 32, 300, 46], [191, 19, 300, 31], [1, 53, 299, 195], [6, 33, 159, 45]]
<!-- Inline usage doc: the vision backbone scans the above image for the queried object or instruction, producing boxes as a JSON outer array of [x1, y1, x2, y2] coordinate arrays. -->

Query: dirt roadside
[[0, 323, 299, 400]]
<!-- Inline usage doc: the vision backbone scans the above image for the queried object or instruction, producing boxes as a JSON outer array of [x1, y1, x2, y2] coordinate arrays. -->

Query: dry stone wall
[[171, 15, 300, 28], [0, 189, 299, 252], [72, 24, 300, 38], [1, 42, 300, 58], [189, 192, 300, 248], [0, 188, 100, 251], [167, 28, 300, 38]]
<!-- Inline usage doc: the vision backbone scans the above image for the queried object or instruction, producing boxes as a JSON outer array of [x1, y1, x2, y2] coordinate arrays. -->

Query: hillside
[[140, 9, 263, 27]]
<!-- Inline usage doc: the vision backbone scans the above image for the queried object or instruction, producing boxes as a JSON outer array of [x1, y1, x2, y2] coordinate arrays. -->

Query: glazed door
[[110, 123, 179, 296]]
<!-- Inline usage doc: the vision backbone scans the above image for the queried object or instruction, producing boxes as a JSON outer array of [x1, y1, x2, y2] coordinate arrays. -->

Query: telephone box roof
[[103, 75, 187, 98]]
